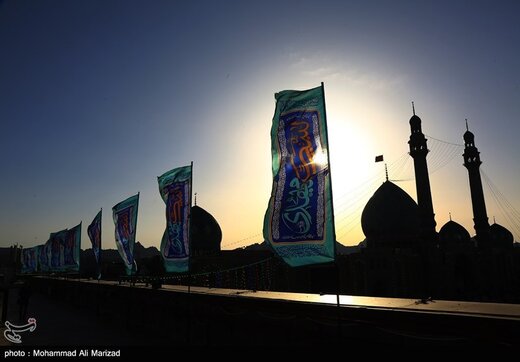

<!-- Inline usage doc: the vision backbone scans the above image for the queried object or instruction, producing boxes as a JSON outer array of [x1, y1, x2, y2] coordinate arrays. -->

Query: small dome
[[489, 223, 514, 248], [190, 205, 222, 255], [439, 220, 471, 245], [409, 114, 421, 128], [361, 181, 420, 247], [463, 130, 474, 144]]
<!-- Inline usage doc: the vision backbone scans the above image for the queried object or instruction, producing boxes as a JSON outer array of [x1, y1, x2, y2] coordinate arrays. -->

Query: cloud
[[288, 52, 406, 91]]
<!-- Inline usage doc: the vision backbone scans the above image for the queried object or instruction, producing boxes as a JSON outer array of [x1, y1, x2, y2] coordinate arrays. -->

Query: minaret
[[408, 103, 437, 240], [462, 120, 490, 245]]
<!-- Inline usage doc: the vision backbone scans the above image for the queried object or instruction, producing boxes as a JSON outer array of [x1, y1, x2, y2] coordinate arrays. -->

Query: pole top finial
[[465, 118, 469, 131], [412, 101, 415, 116]]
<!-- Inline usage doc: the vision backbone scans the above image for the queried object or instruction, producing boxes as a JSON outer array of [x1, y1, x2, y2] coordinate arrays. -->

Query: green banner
[[158, 165, 192, 273], [263, 85, 335, 267], [113, 194, 139, 275]]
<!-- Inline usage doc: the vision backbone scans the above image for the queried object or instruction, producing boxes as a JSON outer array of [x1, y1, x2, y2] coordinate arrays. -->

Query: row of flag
[[22, 84, 337, 276], [21, 224, 81, 274]]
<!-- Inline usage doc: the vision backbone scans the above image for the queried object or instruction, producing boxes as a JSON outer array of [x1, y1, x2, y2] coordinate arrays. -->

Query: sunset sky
[[1, 0, 519, 250]]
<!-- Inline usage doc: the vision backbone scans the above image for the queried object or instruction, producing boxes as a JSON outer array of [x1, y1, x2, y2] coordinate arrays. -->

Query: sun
[[312, 149, 328, 167]]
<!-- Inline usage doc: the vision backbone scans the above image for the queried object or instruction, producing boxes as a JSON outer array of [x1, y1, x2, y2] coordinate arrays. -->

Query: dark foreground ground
[[1, 277, 519, 350]]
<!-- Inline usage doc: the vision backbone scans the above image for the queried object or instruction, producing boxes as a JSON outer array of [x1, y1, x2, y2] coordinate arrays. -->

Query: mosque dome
[[439, 220, 471, 245], [489, 222, 514, 248], [190, 205, 222, 255], [361, 181, 420, 247]]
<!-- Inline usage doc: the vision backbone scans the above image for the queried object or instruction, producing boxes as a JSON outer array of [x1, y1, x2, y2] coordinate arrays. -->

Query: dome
[[439, 220, 471, 245], [190, 205, 222, 255], [463, 130, 474, 144], [489, 223, 514, 248], [361, 181, 420, 247], [409, 114, 421, 128]]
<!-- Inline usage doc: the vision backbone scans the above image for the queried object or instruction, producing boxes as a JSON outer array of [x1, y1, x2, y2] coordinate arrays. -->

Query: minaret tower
[[408, 103, 437, 239], [462, 120, 490, 245]]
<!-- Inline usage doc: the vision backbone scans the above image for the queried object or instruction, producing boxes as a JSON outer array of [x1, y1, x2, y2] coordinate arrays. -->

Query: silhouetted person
[[17, 282, 32, 322]]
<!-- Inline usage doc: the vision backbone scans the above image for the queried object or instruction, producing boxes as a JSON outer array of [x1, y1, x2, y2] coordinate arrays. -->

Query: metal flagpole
[[78, 221, 82, 282], [134, 192, 140, 278], [187, 161, 193, 345], [188, 161, 193, 293], [321, 82, 342, 340], [96, 209, 102, 317], [98, 208, 102, 281]]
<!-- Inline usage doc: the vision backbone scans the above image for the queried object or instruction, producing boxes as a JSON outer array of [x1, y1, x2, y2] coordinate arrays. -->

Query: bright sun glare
[[312, 150, 328, 167]]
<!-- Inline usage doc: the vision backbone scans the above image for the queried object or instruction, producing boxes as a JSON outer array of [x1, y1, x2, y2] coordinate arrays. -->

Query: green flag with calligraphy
[[113, 194, 139, 276], [158, 164, 192, 273], [62, 222, 81, 272], [21, 246, 39, 274], [263, 85, 336, 267], [49, 229, 68, 272]]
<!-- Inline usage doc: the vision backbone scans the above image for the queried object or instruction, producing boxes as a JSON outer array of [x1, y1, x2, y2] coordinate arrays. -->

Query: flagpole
[[188, 161, 193, 294], [321, 81, 342, 340], [187, 161, 193, 345], [96, 209, 102, 317], [99, 208, 102, 281], [135, 192, 140, 278], [78, 221, 82, 282]]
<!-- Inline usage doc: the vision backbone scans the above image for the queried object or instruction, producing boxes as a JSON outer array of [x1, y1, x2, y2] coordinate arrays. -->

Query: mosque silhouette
[[334, 109, 518, 302]]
